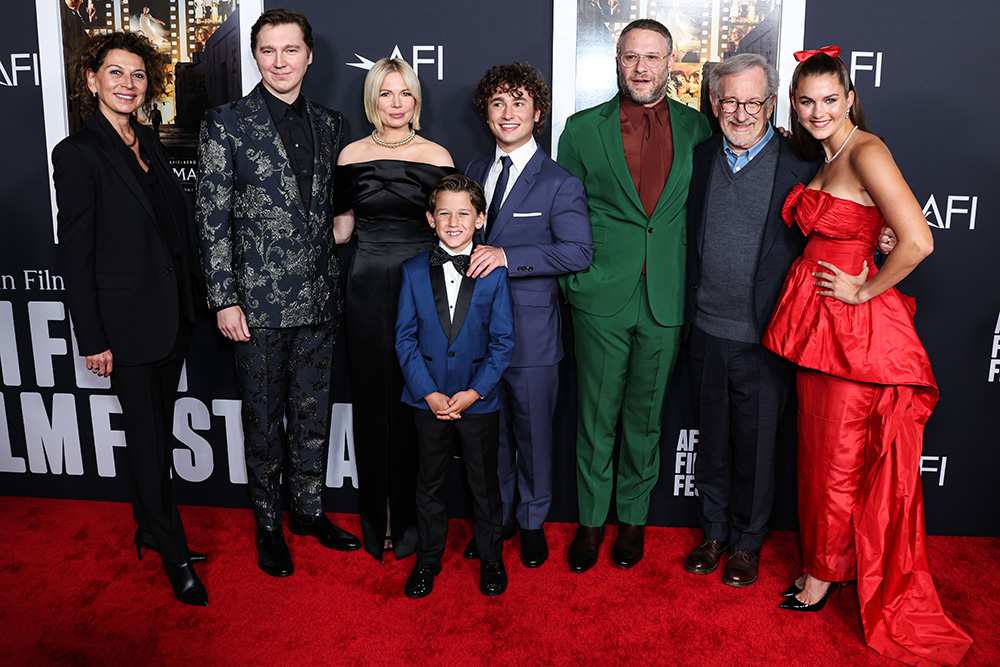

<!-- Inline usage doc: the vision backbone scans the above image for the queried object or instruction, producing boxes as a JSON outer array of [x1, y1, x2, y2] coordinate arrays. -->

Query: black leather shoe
[[568, 525, 604, 573], [135, 527, 207, 563], [289, 513, 361, 551], [405, 561, 442, 599], [519, 527, 548, 568], [480, 560, 508, 596], [463, 521, 517, 559], [722, 549, 760, 587], [163, 561, 208, 606], [612, 523, 645, 569], [781, 582, 803, 598], [256, 527, 293, 577], [683, 538, 729, 575]]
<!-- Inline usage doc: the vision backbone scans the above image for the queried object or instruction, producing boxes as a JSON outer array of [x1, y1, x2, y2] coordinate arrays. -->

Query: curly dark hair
[[71, 31, 166, 117], [789, 52, 867, 162], [473, 63, 550, 135]]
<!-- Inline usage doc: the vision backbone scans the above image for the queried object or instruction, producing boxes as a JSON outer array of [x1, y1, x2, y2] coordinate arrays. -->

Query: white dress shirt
[[440, 242, 473, 323], [482, 136, 537, 267]]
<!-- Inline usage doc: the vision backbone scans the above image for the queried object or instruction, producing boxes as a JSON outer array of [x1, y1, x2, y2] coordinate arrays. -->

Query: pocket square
[[512, 212, 542, 218]]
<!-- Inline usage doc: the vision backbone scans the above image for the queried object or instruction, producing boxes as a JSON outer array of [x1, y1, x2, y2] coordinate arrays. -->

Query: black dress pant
[[235, 320, 335, 530], [111, 323, 191, 563], [687, 326, 792, 550], [413, 408, 503, 564]]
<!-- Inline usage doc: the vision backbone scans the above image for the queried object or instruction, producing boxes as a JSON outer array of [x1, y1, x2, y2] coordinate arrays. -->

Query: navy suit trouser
[[497, 363, 558, 529]]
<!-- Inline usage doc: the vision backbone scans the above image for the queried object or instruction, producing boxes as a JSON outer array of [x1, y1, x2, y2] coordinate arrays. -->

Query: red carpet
[[0, 496, 996, 666]]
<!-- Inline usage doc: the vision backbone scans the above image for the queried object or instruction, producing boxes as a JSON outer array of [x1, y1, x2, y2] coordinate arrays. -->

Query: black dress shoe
[[256, 527, 293, 577], [463, 521, 517, 560], [683, 538, 729, 574], [612, 523, 645, 569], [134, 528, 207, 563], [162, 561, 208, 606], [480, 560, 508, 596], [405, 561, 442, 599], [568, 525, 604, 573], [722, 549, 760, 587], [781, 582, 803, 598], [779, 582, 843, 612], [289, 513, 361, 551], [519, 528, 548, 568]]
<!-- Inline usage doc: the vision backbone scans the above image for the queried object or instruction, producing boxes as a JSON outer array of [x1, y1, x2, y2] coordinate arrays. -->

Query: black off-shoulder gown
[[337, 160, 457, 561]]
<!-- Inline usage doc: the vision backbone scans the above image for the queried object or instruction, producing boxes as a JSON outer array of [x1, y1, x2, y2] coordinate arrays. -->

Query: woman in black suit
[[53, 32, 208, 606]]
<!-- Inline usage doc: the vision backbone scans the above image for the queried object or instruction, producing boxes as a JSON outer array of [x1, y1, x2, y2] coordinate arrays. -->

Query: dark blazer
[[395, 250, 515, 414], [685, 133, 821, 341], [465, 147, 593, 367], [196, 84, 343, 328], [53, 113, 199, 365]]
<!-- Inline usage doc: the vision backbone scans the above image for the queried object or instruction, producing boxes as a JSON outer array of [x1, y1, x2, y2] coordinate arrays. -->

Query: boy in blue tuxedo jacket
[[395, 175, 515, 598]]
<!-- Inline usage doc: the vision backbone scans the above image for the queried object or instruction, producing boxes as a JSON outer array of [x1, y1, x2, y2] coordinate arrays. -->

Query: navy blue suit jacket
[[395, 249, 515, 414], [465, 148, 593, 367]]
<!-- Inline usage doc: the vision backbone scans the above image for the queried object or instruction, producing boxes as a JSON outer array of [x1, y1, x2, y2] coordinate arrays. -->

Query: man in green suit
[[558, 18, 711, 572]]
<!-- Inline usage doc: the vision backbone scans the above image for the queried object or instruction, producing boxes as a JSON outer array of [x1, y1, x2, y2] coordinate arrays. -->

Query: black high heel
[[780, 582, 803, 598], [778, 581, 843, 612], [162, 561, 208, 606], [134, 528, 207, 563]]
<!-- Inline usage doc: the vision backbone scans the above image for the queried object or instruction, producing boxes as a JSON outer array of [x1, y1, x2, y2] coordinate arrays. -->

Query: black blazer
[[685, 133, 822, 341], [53, 112, 200, 365]]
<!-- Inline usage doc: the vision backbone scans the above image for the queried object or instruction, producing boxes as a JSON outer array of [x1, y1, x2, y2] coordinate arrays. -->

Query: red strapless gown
[[763, 185, 972, 666]]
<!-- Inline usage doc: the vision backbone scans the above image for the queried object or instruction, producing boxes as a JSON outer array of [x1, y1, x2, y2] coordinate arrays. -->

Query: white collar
[[493, 136, 538, 173]]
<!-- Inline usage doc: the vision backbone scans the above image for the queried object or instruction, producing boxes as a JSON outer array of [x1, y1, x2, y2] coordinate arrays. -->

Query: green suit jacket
[[557, 96, 711, 326]]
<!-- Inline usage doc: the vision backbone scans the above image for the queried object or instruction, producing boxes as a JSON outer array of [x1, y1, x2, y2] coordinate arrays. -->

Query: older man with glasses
[[681, 53, 823, 587], [557, 18, 711, 573]]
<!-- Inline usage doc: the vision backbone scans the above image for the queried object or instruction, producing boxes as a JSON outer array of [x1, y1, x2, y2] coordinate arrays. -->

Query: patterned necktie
[[429, 244, 470, 274], [486, 155, 512, 242]]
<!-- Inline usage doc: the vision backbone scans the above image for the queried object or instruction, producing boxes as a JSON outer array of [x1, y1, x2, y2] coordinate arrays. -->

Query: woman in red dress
[[762, 48, 972, 666]]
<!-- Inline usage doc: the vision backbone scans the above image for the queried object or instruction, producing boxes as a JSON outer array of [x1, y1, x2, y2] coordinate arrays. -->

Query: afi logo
[[923, 194, 979, 230], [919, 456, 948, 487], [0, 53, 40, 87], [850, 51, 882, 88], [347, 45, 445, 80]]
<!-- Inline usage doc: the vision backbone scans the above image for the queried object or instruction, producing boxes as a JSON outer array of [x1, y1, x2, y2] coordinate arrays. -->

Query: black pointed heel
[[781, 581, 804, 598], [163, 561, 208, 606], [134, 527, 208, 563], [778, 582, 843, 612]]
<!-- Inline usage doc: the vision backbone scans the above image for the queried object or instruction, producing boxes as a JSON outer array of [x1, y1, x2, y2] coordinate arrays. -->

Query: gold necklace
[[371, 129, 415, 148]]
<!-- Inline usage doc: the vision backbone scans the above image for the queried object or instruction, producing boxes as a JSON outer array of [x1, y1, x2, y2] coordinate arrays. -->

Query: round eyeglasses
[[718, 98, 767, 115], [618, 52, 668, 69]]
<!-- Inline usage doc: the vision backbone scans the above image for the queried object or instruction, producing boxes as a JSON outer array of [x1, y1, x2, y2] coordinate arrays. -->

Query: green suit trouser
[[571, 275, 681, 526]]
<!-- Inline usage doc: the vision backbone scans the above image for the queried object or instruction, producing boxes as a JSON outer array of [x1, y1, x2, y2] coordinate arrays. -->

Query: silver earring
[[845, 108, 850, 118]]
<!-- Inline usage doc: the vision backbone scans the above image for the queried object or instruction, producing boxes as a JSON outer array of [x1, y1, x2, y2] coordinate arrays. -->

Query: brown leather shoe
[[612, 523, 645, 569], [568, 525, 604, 573], [722, 549, 760, 587], [683, 538, 729, 575]]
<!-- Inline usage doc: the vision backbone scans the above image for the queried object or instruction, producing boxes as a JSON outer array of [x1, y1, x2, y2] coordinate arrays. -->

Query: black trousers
[[111, 323, 191, 563], [235, 320, 335, 530], [687, 326, 793, 551], [413, 408, 503, 564]]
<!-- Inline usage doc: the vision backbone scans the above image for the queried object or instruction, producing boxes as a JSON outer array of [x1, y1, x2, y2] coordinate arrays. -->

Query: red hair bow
[[793, 46, 841, 62]]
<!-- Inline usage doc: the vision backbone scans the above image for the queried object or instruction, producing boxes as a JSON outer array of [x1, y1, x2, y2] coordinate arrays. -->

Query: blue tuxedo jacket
[[465, 148, 593, 367], [395, 250, 515, 414]]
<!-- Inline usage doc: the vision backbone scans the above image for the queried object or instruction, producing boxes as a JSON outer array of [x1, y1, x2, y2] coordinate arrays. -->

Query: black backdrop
[[2, 0, 998, 538]]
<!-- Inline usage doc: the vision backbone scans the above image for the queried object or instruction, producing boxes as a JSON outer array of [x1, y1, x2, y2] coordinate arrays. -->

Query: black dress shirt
[[262, 86, 314, 207]]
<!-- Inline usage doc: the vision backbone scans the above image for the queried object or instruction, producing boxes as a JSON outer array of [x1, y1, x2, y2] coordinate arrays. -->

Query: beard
[[617, 66, 670, 106]]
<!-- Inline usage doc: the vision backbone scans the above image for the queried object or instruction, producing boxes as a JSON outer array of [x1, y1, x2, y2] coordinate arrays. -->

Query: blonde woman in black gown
[[334, 58, 456, 561]]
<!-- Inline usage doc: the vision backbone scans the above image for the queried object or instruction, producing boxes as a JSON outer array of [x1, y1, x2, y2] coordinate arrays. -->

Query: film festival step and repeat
[[1, 0, 997, 537]]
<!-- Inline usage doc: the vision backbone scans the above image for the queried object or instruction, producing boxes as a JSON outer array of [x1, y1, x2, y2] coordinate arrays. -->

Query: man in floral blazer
[[196, 8, 359, 578]]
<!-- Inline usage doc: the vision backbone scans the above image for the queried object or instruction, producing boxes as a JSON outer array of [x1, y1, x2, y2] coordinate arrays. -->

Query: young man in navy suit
[[395, 175, 515, 598], [464, 64, 593, 568]]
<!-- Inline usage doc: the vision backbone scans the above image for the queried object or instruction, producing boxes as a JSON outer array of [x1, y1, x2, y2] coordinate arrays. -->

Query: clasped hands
[[424, 389, 481, 420]]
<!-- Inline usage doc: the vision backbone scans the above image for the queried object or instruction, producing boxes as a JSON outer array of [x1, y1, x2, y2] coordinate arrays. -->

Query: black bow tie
[[429, 245, 470, 274]]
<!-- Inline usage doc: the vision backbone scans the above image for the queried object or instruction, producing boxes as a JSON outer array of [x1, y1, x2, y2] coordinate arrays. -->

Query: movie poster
[[56, 0, 243, 192], [566, 0, 782, 114]]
